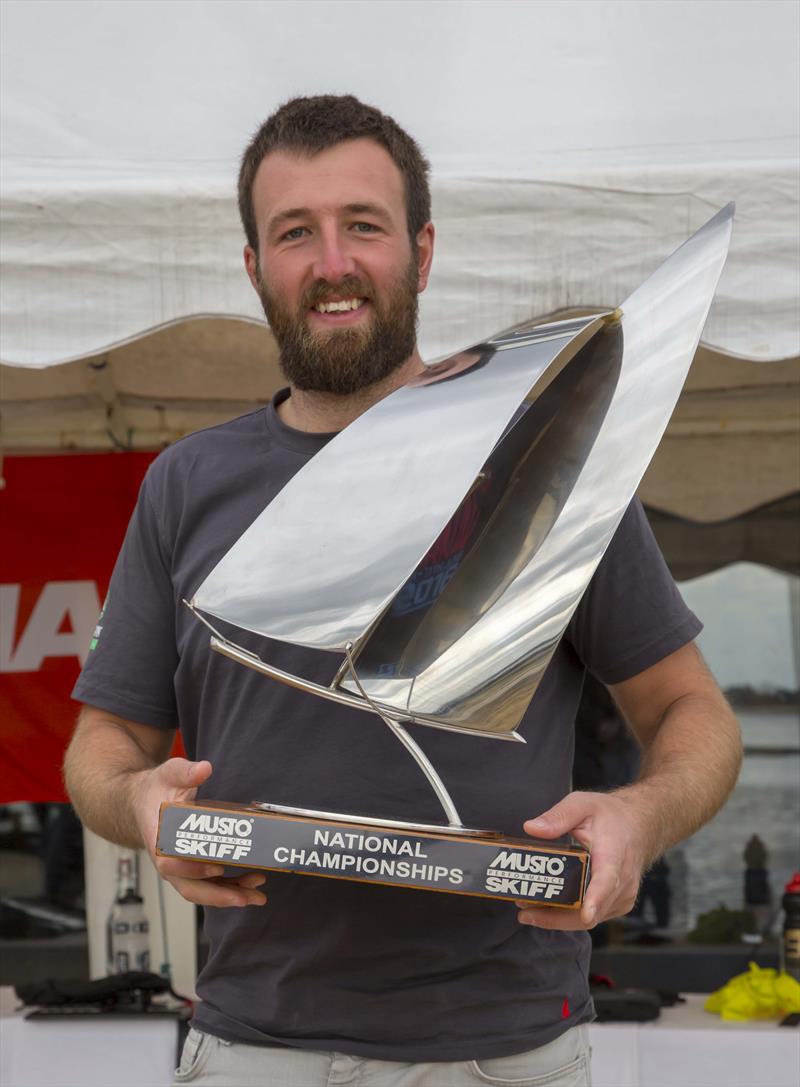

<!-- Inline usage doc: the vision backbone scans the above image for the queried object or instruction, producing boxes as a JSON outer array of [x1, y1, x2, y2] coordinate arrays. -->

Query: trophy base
[[156, 799, 590, 908]]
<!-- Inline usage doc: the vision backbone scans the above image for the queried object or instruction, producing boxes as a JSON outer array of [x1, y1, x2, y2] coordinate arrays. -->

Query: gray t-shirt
[[73, 393, 701, 1062]]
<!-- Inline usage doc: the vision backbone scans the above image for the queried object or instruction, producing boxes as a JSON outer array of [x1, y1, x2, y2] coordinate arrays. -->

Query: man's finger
[[579, 845, 624, 921], [516, 905, 593, 931], [171, 875, 267, 908], [156, 857, 225, 881], [234, 872, 267, 890]]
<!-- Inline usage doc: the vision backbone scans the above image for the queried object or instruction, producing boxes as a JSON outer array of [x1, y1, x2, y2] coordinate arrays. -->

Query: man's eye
[[353, 222, 378, 233], [282, 227, 307, 241]]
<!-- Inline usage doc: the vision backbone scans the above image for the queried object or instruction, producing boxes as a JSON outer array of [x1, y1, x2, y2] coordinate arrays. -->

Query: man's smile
[[313, 297, 366, 313], [308, 297, 371, 326]]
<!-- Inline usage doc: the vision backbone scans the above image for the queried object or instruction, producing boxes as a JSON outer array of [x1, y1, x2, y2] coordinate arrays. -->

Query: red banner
[[0, 452, 161, 802]]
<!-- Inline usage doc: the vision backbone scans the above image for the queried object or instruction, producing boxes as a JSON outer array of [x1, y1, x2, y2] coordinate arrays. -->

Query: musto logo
[[174, 813, 254, 861], [485, 850, 567, 900]]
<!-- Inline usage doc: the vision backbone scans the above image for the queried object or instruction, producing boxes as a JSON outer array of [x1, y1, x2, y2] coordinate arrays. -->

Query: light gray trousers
[[172, 1023, 591, 1087]]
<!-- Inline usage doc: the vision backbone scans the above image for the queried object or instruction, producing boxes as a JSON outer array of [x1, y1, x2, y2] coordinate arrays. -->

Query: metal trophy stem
[[343, 641, 464, 830]]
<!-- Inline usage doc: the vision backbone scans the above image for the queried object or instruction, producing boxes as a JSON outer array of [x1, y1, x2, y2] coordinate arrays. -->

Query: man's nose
[[311, 229, 357, 284]]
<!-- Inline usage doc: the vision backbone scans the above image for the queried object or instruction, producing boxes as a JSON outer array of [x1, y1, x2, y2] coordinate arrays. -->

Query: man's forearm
[[64, 712, 161, 849], [65, 714, 263, 907], [519, 646, 743, 930], [615, 689, 743, 865]]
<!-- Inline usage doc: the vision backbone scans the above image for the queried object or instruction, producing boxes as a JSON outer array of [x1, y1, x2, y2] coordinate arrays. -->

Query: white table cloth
[[2, 989, 798, 1087]]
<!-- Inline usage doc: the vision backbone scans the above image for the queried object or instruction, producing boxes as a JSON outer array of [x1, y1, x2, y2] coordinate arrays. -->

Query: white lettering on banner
[[0, 586, 20, 671], [0, 581, 101, 673]]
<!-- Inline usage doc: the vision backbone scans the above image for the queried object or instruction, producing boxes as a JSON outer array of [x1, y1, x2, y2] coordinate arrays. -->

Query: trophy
[[157, 204, 734, 908]]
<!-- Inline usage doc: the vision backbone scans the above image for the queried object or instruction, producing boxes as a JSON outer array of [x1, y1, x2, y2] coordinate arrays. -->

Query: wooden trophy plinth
[[157, 799, 590, 908]]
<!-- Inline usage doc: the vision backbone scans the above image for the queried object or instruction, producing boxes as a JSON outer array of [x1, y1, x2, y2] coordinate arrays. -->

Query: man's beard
[[256, 257, 419, 396]]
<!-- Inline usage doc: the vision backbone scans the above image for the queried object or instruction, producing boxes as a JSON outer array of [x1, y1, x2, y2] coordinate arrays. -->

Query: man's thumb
[[523, 793, 586, 840], [165, 757, 213, 789]]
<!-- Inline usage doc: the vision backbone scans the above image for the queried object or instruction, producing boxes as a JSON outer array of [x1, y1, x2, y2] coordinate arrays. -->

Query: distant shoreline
[[729, 703, 800, 715], [743, 746, 800, 756]]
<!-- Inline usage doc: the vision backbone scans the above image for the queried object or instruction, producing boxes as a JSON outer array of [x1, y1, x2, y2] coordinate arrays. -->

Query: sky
[[679, 563, 799, 691]]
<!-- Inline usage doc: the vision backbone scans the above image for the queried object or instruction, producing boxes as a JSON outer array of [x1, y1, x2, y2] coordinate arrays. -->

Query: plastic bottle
[[781, 871, 800, 981], [106, 853, 150, 974]]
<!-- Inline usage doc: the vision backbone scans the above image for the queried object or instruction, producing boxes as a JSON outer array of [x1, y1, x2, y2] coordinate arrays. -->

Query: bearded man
[[65, 95, 741, 1087]]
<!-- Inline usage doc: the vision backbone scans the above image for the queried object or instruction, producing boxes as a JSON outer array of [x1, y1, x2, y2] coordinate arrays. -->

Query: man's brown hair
[[238, 95, 431, 254]]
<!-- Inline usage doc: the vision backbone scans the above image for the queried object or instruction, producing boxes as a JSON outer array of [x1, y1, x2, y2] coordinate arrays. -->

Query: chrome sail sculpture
[[187, 204, 733, 827]]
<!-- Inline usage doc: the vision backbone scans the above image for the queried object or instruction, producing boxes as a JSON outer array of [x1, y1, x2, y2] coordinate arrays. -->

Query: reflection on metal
[[251, 803, 499, 838], [185, 600, 521, 742], [192, 204, 734, 738]]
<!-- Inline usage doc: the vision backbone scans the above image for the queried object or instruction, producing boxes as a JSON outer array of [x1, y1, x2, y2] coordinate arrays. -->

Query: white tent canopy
[[0, 0, 798, 521], [1, 0, 798, 366]]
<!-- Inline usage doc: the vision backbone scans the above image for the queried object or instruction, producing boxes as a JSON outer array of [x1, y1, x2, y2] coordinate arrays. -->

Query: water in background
[[667, 708, 800, 930]]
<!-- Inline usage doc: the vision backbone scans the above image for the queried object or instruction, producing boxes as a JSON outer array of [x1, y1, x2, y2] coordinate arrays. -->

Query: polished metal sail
[[192, 203, 734, 739]]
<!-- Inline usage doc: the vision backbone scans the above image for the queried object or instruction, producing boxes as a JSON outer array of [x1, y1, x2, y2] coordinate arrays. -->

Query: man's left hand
[[515, 790, 649, 930]]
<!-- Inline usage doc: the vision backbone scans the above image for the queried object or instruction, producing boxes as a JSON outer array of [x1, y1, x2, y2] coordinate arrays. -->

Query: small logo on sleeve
[[89, 592, 109, 651]]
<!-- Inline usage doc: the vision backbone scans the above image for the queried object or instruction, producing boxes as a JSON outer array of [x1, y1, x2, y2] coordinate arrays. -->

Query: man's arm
[[517, 642, 742, 930], [64, 706, 267, 908], [64, 706, 175, 848]]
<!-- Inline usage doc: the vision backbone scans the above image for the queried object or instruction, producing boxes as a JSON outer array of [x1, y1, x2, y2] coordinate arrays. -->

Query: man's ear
[[244, 245, 260, 293], [415, 222, 435, 293]]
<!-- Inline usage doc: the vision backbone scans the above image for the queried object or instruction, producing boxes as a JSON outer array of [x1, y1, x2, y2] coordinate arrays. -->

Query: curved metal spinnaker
[[189, 205, 733, 739], [342, 320, 623, 689], [342, 204, 735, 734], [190, 314, 608, 652]]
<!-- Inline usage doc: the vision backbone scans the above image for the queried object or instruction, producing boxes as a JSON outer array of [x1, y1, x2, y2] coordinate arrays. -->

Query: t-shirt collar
[[263, 388, 339, 455]]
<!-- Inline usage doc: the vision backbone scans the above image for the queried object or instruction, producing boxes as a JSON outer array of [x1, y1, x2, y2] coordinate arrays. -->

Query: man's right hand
[[131, 758, 267, 908]]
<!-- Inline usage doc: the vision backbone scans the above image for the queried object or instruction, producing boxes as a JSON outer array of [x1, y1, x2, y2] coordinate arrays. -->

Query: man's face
[[245, 139, 433, 396]]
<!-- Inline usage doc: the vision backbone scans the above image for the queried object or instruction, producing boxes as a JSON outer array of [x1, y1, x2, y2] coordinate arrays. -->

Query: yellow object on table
[[705, 961, 800, 1021]]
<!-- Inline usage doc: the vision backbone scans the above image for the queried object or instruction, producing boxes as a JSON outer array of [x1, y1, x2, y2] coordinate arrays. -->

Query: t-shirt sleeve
[[566, 499, 702, 685], [71, 468, 178, 729]]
